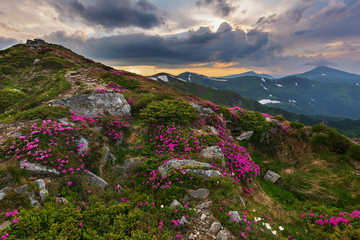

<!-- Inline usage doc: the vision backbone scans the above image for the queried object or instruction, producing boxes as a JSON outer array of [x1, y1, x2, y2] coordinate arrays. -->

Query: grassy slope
[[0, 43, 359, 239]]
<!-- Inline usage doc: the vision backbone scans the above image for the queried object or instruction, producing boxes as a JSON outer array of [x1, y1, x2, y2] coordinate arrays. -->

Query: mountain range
[[152, 66, 360, 119]]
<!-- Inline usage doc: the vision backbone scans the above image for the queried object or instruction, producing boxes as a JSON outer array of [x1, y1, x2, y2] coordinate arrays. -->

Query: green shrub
[[290, 121, 305, 129], [132, 93, 171, 112], [310, 134, 330, 152], [140, 100, 196, 125], [312, 124, 330, 133], [348, 144, 360, 161], [328, 129, 351, 154], [0, 65, 17, 74], [0, 89, 26, 113], [40, 57, 71, 71], [232, 111, 272, 133], [15, 105, 70, 120], [273, 115, 286, 121]]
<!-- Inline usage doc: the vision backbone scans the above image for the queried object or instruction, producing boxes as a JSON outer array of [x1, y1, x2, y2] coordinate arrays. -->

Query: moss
[[14, 105, 70, 121]]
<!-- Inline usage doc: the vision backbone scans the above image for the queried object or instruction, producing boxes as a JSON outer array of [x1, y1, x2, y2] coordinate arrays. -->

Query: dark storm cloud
[[46, 23, 271, 65], [0, 37, 19, 50], [304, 54, 338, 67], [51, 0, 164, 29], [196, 0, 235, 17]]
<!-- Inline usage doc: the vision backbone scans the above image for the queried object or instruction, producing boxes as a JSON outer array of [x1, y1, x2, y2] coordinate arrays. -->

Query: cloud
[[45, 23, 272, 66], [0, 37, 19, 50], [196, 0, 235, 17], [304, 54, 338, 67], [50, 0, 164, 30]]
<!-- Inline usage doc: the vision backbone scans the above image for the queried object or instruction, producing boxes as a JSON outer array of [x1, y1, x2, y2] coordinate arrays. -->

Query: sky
[[0, 0, 359, 76]]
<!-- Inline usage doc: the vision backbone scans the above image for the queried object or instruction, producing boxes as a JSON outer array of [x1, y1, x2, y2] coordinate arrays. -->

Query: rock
[[200, 213, 207, 221], [93, 127, 103, 132], [236, 131, 254, 141], [85, 171, 108, 189], [270, 127, 278, 135], [170, 199, 183, 209], [122, 157, 141, 173], [216, 229, 230, 240], [284, 169, 293, 174], [179, 216, 190, 225], [199, 146, 225, 165], [103, 146, 116, 164], [16, 184, 29, 196], [183, 195, 191, 203], [158, 159, 212, 177], [210, 222, 222, 234], [12, 132, 23, 138], [211, 127, 219, 135], [0, 221, 11, 231], [77, 137, 89, 154], [33, 59, 40, 65], [30, 198, 40, 207], [189, 188, 210, 199], [187, 169, 221, 180], [189, 233, 197, 240], [49, 93, 131, 117], [0, 187, 12, 201], [57, 197, 68, 204], [35, 179, 48, 201], [264, 170, 281, 183], [20, 160, 59, 175], [228, 211, 241, 223], [355, 166, 360, 171], [58, 118, 74, 126], [190, 103, 215, 116], [195, 201, 212, 209]]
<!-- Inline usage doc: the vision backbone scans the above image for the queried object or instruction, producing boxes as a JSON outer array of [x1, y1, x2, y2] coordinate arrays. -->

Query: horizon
[[1, 0, 360, 76]]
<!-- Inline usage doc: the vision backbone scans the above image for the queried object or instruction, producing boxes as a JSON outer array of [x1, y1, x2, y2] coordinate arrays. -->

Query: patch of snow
[[311, 98, 315, 102], [261, 78, 266, 82], [158, 75, 169, 82], [149, 77, 157, 81], [260, 84, 268, 91], [312, 84, 314, 87], [321, 73, 326, 76], [176, 77, 186, 82], [275, 84, 283, 87], [208, 77, 228, 82], [356, 83, 359, 86], [269, 94, 273, 97], [295, 82, 298, 86], [288, 99, 296, 103], [259, 99, 281, 105], [188, 74, 192, 82]]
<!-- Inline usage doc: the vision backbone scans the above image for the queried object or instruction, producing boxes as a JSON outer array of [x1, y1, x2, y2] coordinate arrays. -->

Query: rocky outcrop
[[199, 146, 225, 165], [170, 199, 183, 209], [158, 159, 212, 177], [236, 131, 254, 141], [0, 187, 12, 201], [264, 170, 281, 183], [20, 160, 59, 175], [190, 103, 215, 116], [49, 93, 131, 117], [228, 211, 242, 223], [114, 157, 141, 176], [189, 188, 210, 199], [216, 229, 231, 240], [85, 171, 108, 189], [15, 179, 49, 207]]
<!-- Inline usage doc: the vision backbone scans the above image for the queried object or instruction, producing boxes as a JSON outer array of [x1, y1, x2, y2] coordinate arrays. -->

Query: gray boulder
[[187, 169, 221, 180], [35, 179, 48, 201], [20, 160, 59, 175], [179, 216, 190, 225], [210, 222, 222, 234], [77, 137, 89, 154], [195, 201, 212, 209], [190, 102, 214, 116], [264, 170, 281, 183], [49, 93, 131, 117], [236, 131, 254, 141], [85, 171, 108, 189], [170, 199, 183, 209], [158, 159, 212, 177], [33, 59, 40, 65], [216, 229, 230, 240], [199, 146, 225, 165], [228, 211, 242, 223], [189, 188, 210, 199], [0, 187, 12, 201]]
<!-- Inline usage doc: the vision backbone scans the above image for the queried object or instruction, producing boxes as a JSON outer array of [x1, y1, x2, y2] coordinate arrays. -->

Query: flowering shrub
[[302, 210, 360, 239], [229, 107, 272, 134]]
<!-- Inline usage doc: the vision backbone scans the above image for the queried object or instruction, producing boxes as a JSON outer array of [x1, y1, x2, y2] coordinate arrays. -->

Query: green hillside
[[0, 41, 359, 240]]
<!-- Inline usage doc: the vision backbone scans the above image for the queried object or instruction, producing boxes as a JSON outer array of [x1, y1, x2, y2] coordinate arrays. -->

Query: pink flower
[[67, 181, 72, 186], [13, 219, 19, 223], [79, 222, 83, 227]]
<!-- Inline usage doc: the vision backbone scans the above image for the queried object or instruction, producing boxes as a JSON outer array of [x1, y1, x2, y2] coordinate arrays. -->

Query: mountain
[[151, 72, 360, 137], [220, 71, 275, 79], [294, 66, 360, 85], [0, 40, 359, 240], [176, 71, 360, 119]]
